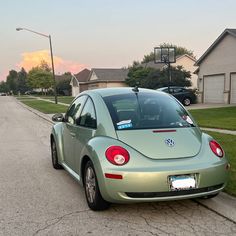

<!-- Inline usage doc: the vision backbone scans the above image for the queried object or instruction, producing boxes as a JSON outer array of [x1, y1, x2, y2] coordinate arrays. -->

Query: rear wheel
[[51, 140, 63, 169], [84, 161, 110, 211], [183, 97, 191, 106]]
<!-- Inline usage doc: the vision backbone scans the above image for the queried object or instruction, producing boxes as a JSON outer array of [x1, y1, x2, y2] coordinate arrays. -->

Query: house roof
[[55, 74, 71, 82], [89, 68, 128, 81], [142, 54, 196, 69], [195, 28, 236, 66], [142, 61, 165, 70], [74, 68, 91, 82], [176, 54, 196, 62]]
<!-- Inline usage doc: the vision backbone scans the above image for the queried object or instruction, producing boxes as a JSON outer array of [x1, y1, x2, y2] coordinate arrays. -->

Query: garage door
[[231, 74, 236, 104], [204, 75, 224, 103]]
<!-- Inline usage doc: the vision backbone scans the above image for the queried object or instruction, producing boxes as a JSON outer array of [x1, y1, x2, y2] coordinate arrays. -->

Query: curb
[[195, 192, 236, 224], [14, 97, 54, 124]]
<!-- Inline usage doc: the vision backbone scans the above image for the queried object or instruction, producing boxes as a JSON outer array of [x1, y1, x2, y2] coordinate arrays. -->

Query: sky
[[0, 0, 236, 81]]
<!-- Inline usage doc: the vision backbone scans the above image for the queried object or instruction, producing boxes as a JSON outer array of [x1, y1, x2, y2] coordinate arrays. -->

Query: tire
[[183, 97, 191, 106], [84, 161, 110, 211], [51, 140, 63, 169]]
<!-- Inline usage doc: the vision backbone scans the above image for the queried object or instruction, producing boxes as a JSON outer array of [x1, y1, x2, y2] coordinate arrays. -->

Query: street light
[[16, 27, 58, 104]]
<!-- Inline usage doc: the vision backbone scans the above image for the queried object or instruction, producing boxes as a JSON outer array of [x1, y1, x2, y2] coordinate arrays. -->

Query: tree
[[17, 68, 30, 94], [142, 43, 195, 63], [126, 65, 192, 89], [126, 65, 155, 87], [27, 61, 53, 94], [63, 72, 72, 76], [144, 66, 191, 89], [40, 60, 51, 72], [0, 81, 10, 93], [56, 78, 71, 95], [6, 70, 18, 94]]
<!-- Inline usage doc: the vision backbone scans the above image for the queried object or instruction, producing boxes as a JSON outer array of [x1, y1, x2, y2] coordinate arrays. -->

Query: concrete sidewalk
[[201, 127, 236, 135], [33, 96, 70, 107], [187, 103, 236, 110]]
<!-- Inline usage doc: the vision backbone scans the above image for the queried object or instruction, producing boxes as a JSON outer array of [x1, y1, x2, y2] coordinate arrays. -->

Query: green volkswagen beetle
[[50, 87, 229, 211]]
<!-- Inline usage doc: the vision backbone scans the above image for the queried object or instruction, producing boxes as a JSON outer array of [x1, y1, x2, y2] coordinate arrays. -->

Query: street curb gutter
[[194, 192, 236, 224], [15, 97, 236, 223], [14, 97, 54, 125]]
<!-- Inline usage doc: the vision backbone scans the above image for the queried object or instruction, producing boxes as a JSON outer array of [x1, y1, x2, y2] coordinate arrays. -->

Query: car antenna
[[132, 82, 139, 93]]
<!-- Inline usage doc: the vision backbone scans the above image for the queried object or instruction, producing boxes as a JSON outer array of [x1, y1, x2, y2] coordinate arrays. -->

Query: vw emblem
[[165, 138, 175, 147]]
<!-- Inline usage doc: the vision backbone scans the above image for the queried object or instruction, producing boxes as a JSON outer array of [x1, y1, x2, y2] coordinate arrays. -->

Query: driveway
[[0, 96, 236, 236]]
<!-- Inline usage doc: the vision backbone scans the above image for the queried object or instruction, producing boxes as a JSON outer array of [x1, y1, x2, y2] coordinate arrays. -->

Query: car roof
[[157, 86, 185, 90], [79, 87, 165, 98]]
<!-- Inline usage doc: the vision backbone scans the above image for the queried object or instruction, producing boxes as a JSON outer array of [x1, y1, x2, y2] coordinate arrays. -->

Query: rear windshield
[[103, 92, 195, 130]]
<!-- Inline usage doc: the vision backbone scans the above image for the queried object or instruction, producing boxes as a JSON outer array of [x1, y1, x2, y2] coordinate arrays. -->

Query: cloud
[[17, 50, 88, 74], [0, 70, 8, 82]]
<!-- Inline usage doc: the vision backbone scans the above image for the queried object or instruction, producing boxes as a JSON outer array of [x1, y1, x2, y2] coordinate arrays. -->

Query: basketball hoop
[[154, 47, 176, 93], [154, 47, 176, 64]]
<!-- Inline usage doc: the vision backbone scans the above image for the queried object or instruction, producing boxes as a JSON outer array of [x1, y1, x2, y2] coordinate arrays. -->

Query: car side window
[[174, 88, 183, 93], [77, 98, 97, 129], [65, 95, 88, 124]]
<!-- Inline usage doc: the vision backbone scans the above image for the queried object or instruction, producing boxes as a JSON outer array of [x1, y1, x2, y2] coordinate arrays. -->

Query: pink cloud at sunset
[[0, 70, 9, 82], [17, 50, 88, 74]]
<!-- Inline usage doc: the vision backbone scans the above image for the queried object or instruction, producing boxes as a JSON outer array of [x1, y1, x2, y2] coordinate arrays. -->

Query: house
[[86, 68, 128, 90], [195, 28, 236, 104], [144, 54, 198, 89], [70, 69, 90, 97], [70, 68, 128, 96]]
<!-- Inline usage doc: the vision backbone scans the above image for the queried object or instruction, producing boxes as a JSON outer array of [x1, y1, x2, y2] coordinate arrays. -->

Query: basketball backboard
[[154, 47, 176, 64]]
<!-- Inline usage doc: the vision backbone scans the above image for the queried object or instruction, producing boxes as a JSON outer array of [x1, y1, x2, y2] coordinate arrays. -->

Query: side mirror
[[52, 113, 64, 122]]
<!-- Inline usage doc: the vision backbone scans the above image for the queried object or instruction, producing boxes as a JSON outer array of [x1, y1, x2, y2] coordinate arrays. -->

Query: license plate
[[169, 175, 196, 191]]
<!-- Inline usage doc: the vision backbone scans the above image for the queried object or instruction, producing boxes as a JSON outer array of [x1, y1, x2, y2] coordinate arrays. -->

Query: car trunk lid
[[116, 128, 202, 159]]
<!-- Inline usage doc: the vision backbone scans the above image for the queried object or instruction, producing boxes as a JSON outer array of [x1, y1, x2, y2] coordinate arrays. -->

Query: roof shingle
[[90, 68, 128, 81]]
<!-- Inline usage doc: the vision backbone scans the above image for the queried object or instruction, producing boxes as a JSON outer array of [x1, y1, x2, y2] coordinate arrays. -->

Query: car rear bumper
[[99, 162, 229, 203]]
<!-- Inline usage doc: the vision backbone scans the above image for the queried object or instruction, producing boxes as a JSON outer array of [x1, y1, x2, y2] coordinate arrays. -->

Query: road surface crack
[[33, 209, 89, 236]]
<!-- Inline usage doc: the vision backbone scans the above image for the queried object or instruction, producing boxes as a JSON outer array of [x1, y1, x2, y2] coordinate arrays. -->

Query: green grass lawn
[[35, 96, 74, 104], [21, 100, 68, 114], [205, 131, 236, 197], [56, 96, 74, 104], [190, 107, 236, 130]]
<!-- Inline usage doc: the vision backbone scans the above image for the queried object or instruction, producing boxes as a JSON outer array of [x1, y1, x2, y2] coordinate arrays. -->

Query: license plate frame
[[169, 174, 196, 191]]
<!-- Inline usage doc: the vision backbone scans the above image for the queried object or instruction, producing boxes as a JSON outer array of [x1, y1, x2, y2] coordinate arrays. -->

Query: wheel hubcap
[[184, 99, 190, 105], [85, 167, 96, 203]]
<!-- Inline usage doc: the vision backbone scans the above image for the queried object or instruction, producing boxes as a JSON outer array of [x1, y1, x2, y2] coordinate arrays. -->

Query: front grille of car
[[125, 184, 223, 198]]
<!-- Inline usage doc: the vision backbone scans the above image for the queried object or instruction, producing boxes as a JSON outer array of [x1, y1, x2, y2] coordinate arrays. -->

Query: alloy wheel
[[85, 167, 96, 204], [183, 98, 191, 106]]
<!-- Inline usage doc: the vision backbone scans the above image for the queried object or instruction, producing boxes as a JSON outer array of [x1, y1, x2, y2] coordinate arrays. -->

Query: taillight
[[209, 140, 224, 158], [105, 146, 130, 165]]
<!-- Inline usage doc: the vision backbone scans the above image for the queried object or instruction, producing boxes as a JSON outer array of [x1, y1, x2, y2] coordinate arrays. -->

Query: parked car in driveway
[[50, 87, 229, 211], [157, 86, 196, 106]]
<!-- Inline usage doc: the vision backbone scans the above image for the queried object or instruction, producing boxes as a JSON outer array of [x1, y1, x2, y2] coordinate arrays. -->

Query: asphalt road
[[0, 96, 236, 236]]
